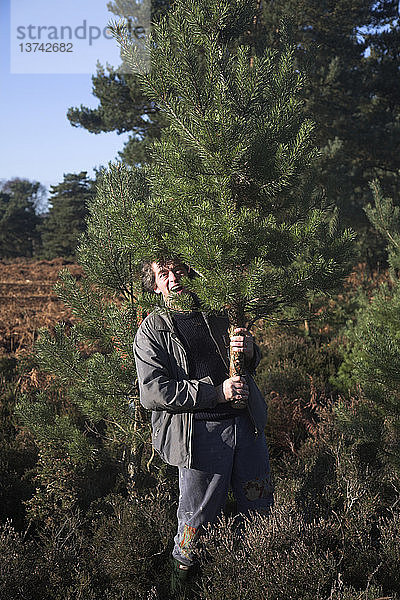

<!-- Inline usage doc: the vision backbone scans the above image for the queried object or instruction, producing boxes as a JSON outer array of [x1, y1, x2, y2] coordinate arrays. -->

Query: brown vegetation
[[0, 259, 82, 356]]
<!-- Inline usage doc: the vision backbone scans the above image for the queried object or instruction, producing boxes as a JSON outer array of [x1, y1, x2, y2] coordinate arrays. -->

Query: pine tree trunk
[[228, 304, 247, 409]]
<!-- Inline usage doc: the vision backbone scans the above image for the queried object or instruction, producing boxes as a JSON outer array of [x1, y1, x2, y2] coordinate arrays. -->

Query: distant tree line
[[0, 172, 95, 260]]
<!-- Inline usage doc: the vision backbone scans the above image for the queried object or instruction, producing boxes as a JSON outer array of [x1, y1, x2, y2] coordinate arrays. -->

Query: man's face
[[151, 262, 189, 300]]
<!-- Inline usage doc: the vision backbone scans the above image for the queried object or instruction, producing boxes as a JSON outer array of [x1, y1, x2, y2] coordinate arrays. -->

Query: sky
[[0, 0, 147, 196]]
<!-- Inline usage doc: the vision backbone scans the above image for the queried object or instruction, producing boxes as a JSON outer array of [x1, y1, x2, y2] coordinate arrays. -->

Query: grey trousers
[[172, 413, 273, 566]]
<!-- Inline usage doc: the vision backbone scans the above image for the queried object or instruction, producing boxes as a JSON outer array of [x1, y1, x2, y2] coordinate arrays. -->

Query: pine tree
[[109, 0, 355, 378], [69, 0, 399, 265], [259, 1, 400, 234], [336, 181, 400, 473], [67, 0, 170, 166], [0, 179, 43, 258], [14, 0, 356, 525], [15, 170, 151, 524], [40, 172, 94, 259]]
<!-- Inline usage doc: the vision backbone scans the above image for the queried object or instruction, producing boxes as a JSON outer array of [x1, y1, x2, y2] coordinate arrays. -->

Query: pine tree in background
[[110, 0, 355, 379], [67, 0, 170, 166], [336, 182, 400, 475], [0, 179, 43, 258], [40, 172, 94, 259], [259, 0, 400, 257]]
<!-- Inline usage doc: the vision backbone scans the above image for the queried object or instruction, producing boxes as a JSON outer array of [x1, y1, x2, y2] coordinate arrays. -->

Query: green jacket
[[133, 308, 268, 468]]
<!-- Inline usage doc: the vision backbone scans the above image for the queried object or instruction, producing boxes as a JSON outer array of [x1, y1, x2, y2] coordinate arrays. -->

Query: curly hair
[[140, 259, 195, 293], [140, 261, 158, 293]]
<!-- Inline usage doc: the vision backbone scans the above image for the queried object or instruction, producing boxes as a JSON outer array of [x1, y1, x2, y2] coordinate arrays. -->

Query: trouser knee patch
[[243, 475, 274, 501]]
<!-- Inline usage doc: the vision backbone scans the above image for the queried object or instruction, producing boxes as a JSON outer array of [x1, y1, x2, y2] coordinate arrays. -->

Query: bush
[[0, 482, 178, 600], [0, 356, 36, 529], [194, 419, 400, 600], [90, 489, 177, 599], [196, 498, 400, 600], [0, 521, 42, 600], [197, 507, 337, 600], [256, 328, 340, 456]]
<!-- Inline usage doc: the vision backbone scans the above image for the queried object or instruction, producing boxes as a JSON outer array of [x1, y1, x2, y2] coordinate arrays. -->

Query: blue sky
[[0, 0, 134, 195]]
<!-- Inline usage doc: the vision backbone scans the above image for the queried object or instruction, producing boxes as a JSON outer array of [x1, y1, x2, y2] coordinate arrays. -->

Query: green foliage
[[0, 357, 36, 530], [335, 280, 400, 470], [78, 165, 150, 300], [335, 183, 400, 473], [71, 1, 400, 265], [0, 179, 43, 257], [12, 48, 165, 538], [40, 172, 94, 259], [15, 265, 151, 525], [260, 1, 400, 252], [3, 264, 400, 599], [109, 0, 354, 327], [68, 64, 166, 167], [365, 180, 400, 275]]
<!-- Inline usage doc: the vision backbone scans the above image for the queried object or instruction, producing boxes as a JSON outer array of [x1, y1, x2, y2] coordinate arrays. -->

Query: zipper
[[246, 395, 259, 437]]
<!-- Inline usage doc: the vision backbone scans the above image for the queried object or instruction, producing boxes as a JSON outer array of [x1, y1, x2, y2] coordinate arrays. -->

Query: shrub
[[0, 356, 37, 529], [197, 507, 337, 600], [196, 500, 400, 600], [256, 328, 340, 457], [0, 521, 43, 599], [90, 489, 177, 599]]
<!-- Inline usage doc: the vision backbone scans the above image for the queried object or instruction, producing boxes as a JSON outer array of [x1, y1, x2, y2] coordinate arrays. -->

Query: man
[[134, 259, 273, 580]]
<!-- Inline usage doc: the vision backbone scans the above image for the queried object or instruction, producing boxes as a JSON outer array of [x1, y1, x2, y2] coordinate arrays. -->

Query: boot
[[169, 558, 199, 596]]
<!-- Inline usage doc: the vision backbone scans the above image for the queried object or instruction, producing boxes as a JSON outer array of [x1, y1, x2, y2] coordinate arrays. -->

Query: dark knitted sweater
[[172, 311, 245, 420]]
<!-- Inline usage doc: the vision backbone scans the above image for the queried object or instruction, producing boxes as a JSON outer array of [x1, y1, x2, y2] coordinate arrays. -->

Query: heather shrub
[[34, 514, 99, 600], [378, 509, 400, 592], [194, 416, 400, 600], [0, 521, 42, 600], [256, 328, 340, 456], [196, 494, 400, 600], [0, 356, 36, 529], [197, 507, 337, 600], [24, 438, 123, 528], [31, 480, 178, 599], [1, 513, 105, 600], [0, 481, 178, 600], [89, 488, 177, 599]]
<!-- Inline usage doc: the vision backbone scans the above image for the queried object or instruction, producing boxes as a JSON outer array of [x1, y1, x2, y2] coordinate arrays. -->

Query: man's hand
[[230, 328, 254, 362], [216, 376, 249, 403]]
